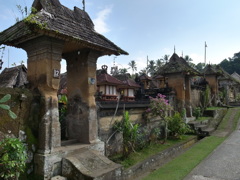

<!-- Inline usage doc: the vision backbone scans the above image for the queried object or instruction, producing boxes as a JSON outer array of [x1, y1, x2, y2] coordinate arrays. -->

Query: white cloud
[[93, 6, 113, 34], [189, 53, 204, 64]]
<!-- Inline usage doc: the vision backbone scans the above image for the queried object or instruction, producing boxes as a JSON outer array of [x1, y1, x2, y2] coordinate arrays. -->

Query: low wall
[[97, 101, 162, 156], [0, 88, 40, 179], [123, 136, 198, 180]]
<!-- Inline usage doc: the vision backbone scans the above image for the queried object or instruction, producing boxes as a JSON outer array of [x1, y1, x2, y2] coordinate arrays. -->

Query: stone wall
[[97, 102, 162, 156], [0, 88, 40, 179], [191, 88, 201, 109]]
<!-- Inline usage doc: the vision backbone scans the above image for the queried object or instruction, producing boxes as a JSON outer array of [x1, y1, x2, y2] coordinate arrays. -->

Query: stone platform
[[62, 148, 122, 180]]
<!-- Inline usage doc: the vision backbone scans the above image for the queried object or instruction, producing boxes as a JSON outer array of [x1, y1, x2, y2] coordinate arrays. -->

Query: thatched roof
[[202, 64, 221, 75], [0, 0, 128, 56], [215, 65, 240, 83], [159, 53, 200, 75], [231, 72, 240, 82], [0, 65, 28, 88]]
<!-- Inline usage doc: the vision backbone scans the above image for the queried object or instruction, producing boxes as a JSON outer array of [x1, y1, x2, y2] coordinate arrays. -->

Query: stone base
[[62, 148, 122, 180], [34, 140, 105, 180]]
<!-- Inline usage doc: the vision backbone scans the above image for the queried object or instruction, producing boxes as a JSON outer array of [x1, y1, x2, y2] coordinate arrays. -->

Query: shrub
[[193, 107, 202, 120], [0, 137, 27, 179], [167, 112, 192, 139], [114, 111, 140, 158], [146, 93, 173, 141]]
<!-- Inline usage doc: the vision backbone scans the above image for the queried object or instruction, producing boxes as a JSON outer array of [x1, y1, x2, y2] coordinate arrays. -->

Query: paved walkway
[[184, 123, 240, 180]]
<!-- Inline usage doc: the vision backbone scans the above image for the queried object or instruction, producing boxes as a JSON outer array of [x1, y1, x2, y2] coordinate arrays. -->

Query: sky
[[0, 0, 240, 73]]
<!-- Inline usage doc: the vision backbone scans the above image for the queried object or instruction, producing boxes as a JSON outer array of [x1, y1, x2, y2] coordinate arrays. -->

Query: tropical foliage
[[146, 94, 172, 141], [0, 137, 27, 179], [0, 94, 17, 120], [113, 111, 140, 158]]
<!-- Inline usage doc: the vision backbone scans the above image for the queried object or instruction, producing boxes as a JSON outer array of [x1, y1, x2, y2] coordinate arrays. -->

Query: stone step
[[195, 124, 208, 130], [62, 148, 122, 180]]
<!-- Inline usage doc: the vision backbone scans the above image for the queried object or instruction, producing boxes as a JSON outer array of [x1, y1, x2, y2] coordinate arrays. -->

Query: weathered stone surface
[[64, 50, 101, 143], [62, 148, 122, 180], [51, 176, 67, 180]]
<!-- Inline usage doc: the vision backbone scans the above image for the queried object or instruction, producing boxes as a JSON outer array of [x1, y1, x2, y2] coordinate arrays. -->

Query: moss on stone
[[25, 127, 38, 147]]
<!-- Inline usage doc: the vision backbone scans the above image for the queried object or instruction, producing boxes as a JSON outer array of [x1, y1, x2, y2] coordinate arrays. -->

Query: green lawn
[[143, 136, 225, 180], [206, 106, 224, 110], [110, 135, 194, 169], [196, 116, 211, 121], [144, 107, 240, 180]]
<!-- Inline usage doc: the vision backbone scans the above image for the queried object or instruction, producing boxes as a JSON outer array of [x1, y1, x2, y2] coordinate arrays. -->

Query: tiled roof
[[122, 79, 141, 88], [159, 53, 200, 75], [97, 73, 124, 86], [0, 0, 128, 56], [139, 73, 152, 81], [114, 74, 140, 88]]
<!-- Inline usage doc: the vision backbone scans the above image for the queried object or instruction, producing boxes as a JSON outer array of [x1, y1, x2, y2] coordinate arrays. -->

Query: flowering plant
[[146, 93, 172, 118], [146, 94, 173, 141]]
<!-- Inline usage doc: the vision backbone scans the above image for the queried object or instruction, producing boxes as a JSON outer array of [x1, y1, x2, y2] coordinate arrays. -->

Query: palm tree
[[119, 68, 128, 74], [139, 67, 148, 75], [184, 55, 195, 68], [147, 60, 156, 76], [128, 60, 137, 75], [156, 59, 164, 72], [161, 55, 170, 64]]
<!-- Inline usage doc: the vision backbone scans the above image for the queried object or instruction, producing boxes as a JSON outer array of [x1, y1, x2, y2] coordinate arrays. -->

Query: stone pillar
[[21, 36, 64, 153], [167, 74, 185, 112], [185, 76, 192, 117], [64, 49, 101, 144], [205, 75, 218, 106]]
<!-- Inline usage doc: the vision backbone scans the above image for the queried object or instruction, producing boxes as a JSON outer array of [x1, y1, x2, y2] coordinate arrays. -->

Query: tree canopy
[[219, 52, 240, 74]]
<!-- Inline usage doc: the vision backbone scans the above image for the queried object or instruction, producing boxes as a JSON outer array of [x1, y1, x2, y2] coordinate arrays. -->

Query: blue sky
[[0, 0, 240, 73]]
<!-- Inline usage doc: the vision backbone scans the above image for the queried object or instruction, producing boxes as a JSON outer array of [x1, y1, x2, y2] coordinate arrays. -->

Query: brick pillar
[[205, 75, 218, 106], [21, 36, 64, 153], [167, 74, 186, 112], [63, 49, 101, 144]]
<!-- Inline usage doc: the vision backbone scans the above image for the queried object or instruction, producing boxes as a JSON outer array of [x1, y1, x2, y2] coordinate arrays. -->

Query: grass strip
[[143, 136, 225, 180], [217, 108, 233, 131], [110, 135, 194, 169], [196, 116, 211, 121], [206, 106, 224, 110]]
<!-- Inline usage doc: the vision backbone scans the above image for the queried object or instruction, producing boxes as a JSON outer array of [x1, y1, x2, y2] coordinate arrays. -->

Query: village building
[[0, 65, 28, 88], [157, 53, 200, 117], [114, 74, 141, 101], [0, 0, 128, 179], [96, 65, 123, 101], [215, 66, 240, 103], [139, 73, 152, 89]]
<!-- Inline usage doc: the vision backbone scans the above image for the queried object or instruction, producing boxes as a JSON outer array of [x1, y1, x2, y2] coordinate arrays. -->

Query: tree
[[219, 52, 240, 74], [128, 60, 137, 75], [147, 60, 156, 76], [161, 55, 170, 64], [184, 55, 195, 68], [156, 59, 164, 72], [195, 63, 205, 72], [118, 68, 128, 74], [139, 67, 147, 75]]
